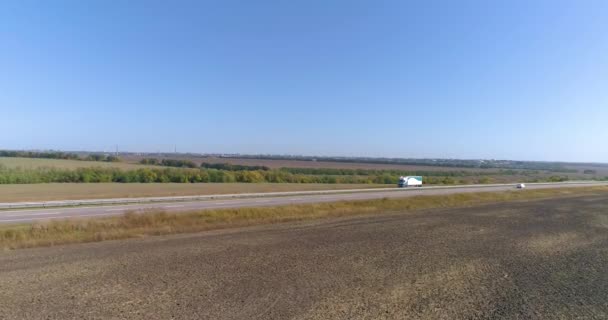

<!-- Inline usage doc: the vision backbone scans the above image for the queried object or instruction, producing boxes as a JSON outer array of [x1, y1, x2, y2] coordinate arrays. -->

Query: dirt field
[[1, 194, 608, 319], [160, 156, 505, 172], [565, 163, 608, 176], [0, 183, 386, 202]]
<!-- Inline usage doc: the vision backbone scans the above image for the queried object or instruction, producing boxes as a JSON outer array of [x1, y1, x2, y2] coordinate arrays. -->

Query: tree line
[[145, 159, 532, 178], [0, 165, 372, 184], [140, 158, 198, 168], [0, 150, 121, 163], [0, 164, 582, 185], [0, 150, 80, 160], [141, 159, 271, 171], [84, 154, 121, 162], [278, 167, 506, 177], [201, 162, 270, 171]]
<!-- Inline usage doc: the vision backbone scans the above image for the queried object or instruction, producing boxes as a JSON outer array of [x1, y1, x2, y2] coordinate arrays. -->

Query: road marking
[[80, 212, 124, 218], [254, 200, 270, 203], [289, 198, 303, 201], [105, 208, 126, 212], [0, 218, 40, 222], [0, 208, 68, 214], [215, 202, 228, 205], [0, 212, 117, 223], [0, 211, 60, 216], [163, 205, 185, 208]]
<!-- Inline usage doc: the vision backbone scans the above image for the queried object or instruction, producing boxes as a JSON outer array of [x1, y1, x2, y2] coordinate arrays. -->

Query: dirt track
[[2, 195, 608, 319]]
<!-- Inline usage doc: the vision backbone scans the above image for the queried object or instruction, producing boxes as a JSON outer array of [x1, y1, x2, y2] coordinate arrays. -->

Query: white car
[[516, 183, 526, 189]]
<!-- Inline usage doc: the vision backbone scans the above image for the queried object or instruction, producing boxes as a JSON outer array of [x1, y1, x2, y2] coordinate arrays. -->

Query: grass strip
[[2, 186, 608, 250]]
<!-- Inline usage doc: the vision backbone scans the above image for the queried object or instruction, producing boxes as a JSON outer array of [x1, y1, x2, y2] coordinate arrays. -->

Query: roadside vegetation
[[0, 165, 379, 184], [0, 163, 580, 185], [1, 186, 607, 250]]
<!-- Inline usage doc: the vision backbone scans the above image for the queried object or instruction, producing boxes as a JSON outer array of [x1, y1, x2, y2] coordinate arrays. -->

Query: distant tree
[[160, 159, 197, 168], [442, 177, 456, 184], [140, 158, 159, 165], [201, 162, 270, 171], [105, 156, 121, 162], [548, 176, 568, 182], [85, 154, 105, 162]]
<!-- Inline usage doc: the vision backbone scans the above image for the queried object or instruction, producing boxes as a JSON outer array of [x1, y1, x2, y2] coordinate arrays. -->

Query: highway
[[0, 182, 605, 224]]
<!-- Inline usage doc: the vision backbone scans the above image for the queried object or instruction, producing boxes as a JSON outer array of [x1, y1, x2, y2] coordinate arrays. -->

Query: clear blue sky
[[1, 1, 607, 162]]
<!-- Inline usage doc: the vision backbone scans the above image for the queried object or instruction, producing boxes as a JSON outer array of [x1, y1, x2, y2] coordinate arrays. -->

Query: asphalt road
[[0, 182, 606, 224], [2, 194, 608, 319]]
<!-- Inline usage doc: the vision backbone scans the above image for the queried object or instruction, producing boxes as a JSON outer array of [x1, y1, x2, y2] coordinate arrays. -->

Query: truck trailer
[[398, 176, 423, 187]]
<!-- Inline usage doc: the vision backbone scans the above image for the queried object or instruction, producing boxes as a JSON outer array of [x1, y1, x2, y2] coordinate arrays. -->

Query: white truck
[[398, 176, 423, 187]]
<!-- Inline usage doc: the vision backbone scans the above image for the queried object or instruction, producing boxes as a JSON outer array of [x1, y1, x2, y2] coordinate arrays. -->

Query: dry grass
[[0, 183, 387, 202], [0, 157, 153, 170], [525, 232, 592, 255], [2, 186, 608, 250]]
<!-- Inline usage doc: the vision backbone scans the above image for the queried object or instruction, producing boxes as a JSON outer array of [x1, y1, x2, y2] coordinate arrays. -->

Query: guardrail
[[0, 181, 605, 210]]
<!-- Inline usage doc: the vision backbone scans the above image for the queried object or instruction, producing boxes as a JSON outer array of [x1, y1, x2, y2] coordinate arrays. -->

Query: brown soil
[[1, 195, 608, 319]]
